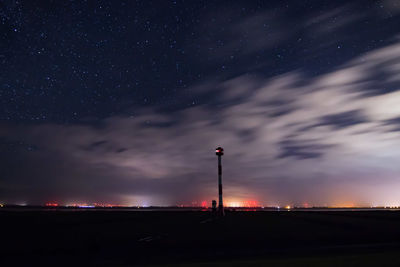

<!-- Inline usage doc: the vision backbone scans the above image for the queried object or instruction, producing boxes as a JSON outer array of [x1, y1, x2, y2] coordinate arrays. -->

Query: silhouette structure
[[212, 200, 217, 213]]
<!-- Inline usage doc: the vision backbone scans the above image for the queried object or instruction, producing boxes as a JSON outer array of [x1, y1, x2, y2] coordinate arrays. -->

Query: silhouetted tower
[[215, 147, 224, 216], [212, 200, 217, 213]]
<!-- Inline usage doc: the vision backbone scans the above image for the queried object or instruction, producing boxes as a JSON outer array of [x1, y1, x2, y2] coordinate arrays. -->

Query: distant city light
[[66, 203, 100, 208], [3, 202, 400, 209], [227, 202, 241, 207], [45, 202, 59, 207], [225, 199, 259, 208]]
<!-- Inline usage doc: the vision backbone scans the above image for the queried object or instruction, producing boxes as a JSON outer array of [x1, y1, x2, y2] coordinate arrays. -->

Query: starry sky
[[1, 0, 400, 206]]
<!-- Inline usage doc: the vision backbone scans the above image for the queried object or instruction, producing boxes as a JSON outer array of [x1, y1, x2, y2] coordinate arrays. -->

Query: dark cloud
[[315, 110, 368, 130], [115, 148, 127, 153], [277, 140, 334, 160], [382, 117, 400, 132], [354, 64, 400, 97], [82, 140, 108, 151]]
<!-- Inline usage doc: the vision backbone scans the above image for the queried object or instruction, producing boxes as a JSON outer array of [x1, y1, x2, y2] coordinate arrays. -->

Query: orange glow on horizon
[[330, 202, 356, 208], [45, 202, 59, 207], [225, 199, 259, 207]]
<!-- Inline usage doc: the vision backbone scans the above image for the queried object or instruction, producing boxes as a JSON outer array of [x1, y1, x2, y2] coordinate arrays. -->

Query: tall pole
[[218, 155, 223, 215], [216, 147, 224, 216]]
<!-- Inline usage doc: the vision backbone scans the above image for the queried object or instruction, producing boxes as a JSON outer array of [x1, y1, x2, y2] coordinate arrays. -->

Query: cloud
[[188, 8, 292, 63], [383, 0, 400, 14], [313, 110, 368, 130], [3, 40, 400, 206], [304, 4, 365, 34], [277, 139, 334, 160]]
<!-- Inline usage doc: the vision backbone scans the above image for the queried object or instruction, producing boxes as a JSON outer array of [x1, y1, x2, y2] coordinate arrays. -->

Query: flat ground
[[1, 209, 400, 266]]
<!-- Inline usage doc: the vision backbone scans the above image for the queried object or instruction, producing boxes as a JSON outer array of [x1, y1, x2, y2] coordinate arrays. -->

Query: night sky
[[1, 0, 400, 206]]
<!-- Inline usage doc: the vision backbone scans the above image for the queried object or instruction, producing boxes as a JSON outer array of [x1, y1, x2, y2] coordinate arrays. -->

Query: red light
[[45, 202, 59, 207]]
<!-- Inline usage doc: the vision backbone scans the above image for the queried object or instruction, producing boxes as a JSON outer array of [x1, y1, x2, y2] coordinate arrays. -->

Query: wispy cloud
[[3, 39, 400, 206]]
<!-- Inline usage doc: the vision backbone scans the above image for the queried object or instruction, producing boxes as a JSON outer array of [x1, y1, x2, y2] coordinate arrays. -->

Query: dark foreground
[[2, 209, 400, 266]]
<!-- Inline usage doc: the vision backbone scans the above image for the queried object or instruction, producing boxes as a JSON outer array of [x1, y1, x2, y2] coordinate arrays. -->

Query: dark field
[[2, 209, 400, 266]]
